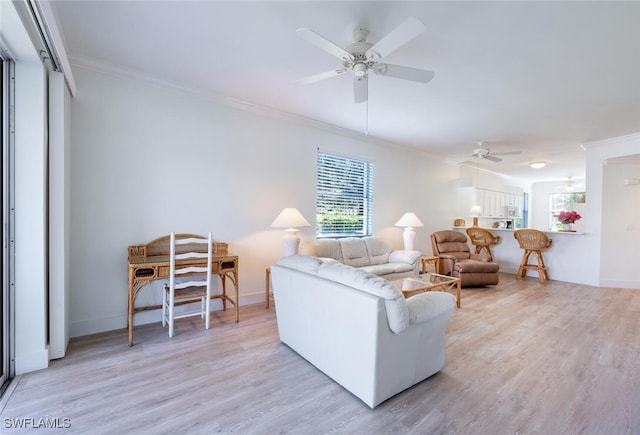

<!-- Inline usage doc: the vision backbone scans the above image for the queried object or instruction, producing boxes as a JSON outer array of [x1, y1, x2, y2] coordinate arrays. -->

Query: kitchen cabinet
[[474, 188, 523, 218]]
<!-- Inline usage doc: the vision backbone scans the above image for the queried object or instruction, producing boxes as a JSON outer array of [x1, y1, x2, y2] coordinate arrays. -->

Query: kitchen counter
[[481, 227, 585, 235], [453, 227, 590, 283]]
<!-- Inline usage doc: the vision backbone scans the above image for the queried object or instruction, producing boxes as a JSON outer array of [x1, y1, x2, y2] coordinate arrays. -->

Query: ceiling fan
[[295, 17, 434, 103], [471, 142, 522, 163]]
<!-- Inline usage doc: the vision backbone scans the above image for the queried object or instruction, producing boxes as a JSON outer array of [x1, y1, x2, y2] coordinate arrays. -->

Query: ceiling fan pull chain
[[365, 99, 369, 135]]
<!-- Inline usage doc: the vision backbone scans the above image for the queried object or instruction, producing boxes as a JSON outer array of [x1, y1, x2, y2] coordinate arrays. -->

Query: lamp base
[[282, 229, 300, 257], [402, 227, 416, 251], [472, 217, 479, 227]]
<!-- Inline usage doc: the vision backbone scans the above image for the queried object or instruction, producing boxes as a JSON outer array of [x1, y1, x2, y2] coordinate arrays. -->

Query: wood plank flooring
[[2, 274, 639, 434]]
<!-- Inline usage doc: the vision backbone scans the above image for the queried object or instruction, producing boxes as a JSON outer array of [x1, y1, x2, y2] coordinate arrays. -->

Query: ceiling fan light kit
[[295, 17, 435, 104]]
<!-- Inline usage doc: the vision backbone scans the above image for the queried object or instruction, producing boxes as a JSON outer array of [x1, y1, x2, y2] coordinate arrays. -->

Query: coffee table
[[390, 273, 461, 308]]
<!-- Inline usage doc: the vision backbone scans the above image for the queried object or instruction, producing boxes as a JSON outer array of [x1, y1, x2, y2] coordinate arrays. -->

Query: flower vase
[[562, 223, 572, 231]]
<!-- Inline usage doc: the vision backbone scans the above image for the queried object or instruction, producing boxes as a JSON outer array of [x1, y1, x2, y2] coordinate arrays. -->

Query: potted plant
[[558, 210, 582, 231]]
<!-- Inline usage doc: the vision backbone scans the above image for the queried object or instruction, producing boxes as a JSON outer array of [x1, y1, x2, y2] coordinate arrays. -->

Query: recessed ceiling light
[[530, 161, 547, 169]]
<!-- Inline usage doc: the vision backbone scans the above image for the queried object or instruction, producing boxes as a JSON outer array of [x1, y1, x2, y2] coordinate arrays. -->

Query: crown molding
[[581, 131, 640, 150], [72, 58, 401, 143], [69, 55, 449, 163]]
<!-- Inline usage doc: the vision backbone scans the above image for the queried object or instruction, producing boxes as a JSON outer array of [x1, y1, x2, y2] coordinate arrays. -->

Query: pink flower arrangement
[[558, 210, 582, 224]]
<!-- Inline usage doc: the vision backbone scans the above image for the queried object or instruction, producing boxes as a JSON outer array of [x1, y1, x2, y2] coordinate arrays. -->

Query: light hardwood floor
[[2, 274, 639, 434]]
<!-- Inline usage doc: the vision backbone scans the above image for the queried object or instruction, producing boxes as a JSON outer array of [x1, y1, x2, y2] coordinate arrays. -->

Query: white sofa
[[270, 255, 456, 408], [301, 236, 421, 279]]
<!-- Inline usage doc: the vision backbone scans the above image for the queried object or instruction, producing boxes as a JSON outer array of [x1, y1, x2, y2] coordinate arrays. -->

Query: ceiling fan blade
[[295, 68, 347, 85], [354, 76, 368, 103], [484, 155, 502, 163], [365, 17, 425, 60], [492, 150, 523, 156], [375, 64, 434, 83], [296, 28, 354, 61]]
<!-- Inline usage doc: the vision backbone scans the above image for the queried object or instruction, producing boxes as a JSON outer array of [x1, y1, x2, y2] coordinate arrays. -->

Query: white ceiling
[[51, 1, 640, 184]]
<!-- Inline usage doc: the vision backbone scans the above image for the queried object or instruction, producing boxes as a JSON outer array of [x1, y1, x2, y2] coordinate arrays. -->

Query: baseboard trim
[[599, 279, 640, 289], [70, 291, 268, 338]]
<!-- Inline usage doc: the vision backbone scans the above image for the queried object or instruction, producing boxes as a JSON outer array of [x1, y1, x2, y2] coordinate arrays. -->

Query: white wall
[[48, 70, 71, 360], [580, 134, 640, 289], [582, 133, 640, 289], [601, 160, 640, 287], [69, 66, 460, 337]]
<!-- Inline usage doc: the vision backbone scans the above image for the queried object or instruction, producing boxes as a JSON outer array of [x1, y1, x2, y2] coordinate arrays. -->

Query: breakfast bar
[[454, 227, 591, 285]]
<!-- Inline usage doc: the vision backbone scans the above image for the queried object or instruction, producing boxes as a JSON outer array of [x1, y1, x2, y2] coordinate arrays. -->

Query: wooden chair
[[513, 229, 552, 282], [162, 232, 212, 338], [466, 227, 501, 261]]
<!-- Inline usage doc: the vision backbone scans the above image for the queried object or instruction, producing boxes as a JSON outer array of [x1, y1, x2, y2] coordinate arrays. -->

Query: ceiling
[[50, 1, 640, 185]]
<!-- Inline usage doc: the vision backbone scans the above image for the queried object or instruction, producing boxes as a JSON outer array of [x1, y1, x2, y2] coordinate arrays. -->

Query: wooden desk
[[127, 234, 239, 346]]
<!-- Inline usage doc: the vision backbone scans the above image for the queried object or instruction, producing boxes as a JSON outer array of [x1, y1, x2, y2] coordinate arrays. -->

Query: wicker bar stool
[[466, 227, 501, 261], [513, 229, 552, 282]]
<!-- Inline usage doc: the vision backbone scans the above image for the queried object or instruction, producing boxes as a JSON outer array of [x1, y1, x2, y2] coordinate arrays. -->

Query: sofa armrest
[[388, 250, 422, 266], [436, 254, 457, 275], [406, 291, 456, 324], [470, 253, 491, 262]]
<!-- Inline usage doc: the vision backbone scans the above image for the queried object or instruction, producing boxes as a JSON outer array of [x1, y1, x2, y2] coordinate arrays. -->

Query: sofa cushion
[[388, 250, 421, 265], [339, 238, 372, 268], [317, 261, 398, 299], [435, 241, 470, 255], [470, 253, 492, 262], [360, 264, 396, 276], [433, 230, 468, 244], [454, 260, 500, 273], [433, 231, 471, 255], [276, 255, 324, 275], [301, 239, 344, 263], [317, 262, 409, 333], [363, 236, 391, 265], [360, 262, 414, 276], [388, 262, 415, 274]]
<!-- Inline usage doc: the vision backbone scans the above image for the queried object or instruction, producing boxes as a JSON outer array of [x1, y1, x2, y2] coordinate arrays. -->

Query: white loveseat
[[301, 236, 421, 279], [270, 255, 456, 408]]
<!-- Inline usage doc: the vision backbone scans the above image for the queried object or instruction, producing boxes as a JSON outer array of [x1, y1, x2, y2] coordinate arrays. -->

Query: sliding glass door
[[1, 56, 16, 394]]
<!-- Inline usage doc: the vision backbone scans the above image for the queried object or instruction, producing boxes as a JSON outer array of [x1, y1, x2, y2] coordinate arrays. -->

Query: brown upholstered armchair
[[431, 230, 500, 287]]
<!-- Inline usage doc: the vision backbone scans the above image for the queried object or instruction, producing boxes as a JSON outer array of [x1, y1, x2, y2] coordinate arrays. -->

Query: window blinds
[[316, 152, 373, 238]]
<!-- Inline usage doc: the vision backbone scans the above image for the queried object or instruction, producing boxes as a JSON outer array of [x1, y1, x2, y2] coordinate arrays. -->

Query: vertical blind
[[316, 152, 373, 238]]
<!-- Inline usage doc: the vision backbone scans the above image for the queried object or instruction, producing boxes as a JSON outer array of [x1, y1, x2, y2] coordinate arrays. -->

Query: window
[[316, 152, 373, 238], [549, 192, 586, 230]]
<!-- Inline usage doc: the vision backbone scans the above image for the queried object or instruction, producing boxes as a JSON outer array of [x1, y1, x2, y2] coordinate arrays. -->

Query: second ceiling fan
[[295, 17, 434, 103], [470, 142, 522, 163]]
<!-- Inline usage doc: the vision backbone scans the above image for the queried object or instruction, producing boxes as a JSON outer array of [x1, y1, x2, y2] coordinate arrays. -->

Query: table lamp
[[470, 205, 482, 227], [395, 212, 424, 250], [270, 208, 311, 256]]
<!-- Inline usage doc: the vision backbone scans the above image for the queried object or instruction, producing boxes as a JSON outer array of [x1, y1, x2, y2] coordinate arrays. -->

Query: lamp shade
[[395, 212, 424, 228], [470, 205, 482, 216], [270, 208, 310, 229]]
